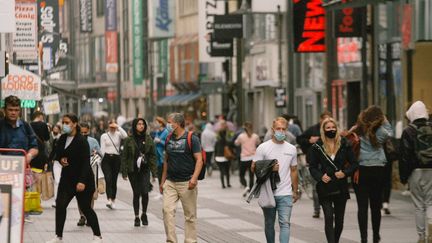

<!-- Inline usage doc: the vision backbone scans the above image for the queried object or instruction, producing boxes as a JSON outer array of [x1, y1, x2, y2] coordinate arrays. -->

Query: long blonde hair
[[320, 118, 341, 155]]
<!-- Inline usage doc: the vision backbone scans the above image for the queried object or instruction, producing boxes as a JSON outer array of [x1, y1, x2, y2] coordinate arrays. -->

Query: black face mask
[[324, 130, 337, 139]]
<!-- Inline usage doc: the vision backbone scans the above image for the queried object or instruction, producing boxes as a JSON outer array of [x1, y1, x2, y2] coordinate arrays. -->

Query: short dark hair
[[80, 122, 90, 129], [4, 95, 21, 108], [32, 111, 45, 120], [320, 110, 332, 119]]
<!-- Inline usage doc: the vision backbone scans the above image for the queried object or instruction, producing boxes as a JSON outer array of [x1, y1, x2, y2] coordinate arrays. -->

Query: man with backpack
[[400, 101, 432, 243], [159, 112, 204, 243]]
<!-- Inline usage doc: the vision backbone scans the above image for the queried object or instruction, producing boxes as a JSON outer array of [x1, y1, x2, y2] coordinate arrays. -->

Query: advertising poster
[[132, 0, 143, 85], [37, 0, 60, 70], [13, 0, 38, 61], [0, 155, 26, 243], [105, 0, 118, 73]]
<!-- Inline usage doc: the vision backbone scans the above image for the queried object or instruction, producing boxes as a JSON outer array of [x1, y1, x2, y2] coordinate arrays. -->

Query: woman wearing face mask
[[120, 118, 157, 227], [47, 114, 102, 243], [308, 118, 358, 243]]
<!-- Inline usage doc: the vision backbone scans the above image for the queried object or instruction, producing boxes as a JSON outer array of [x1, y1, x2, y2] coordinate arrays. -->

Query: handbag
[[313, 144, 341, 197], [97, 178, 106, 195], [224, 146, 235, 160], [24, 191, 43, 214], [40, 171, 54, 200]]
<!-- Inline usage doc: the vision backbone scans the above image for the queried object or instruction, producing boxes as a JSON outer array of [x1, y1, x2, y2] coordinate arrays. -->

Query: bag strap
[[313, 143, 339, 171], [187, 131, 193, 153], [106, 133, 120, 153], [132, 137, 145, 156]]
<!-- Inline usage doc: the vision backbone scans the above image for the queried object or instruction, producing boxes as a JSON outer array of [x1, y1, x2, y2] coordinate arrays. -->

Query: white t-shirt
[[254, 139, 297, 196]]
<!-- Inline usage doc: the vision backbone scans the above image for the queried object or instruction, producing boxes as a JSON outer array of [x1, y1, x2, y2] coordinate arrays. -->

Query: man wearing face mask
[[252, 117, 299, 243], [160, 113, 203, 243]]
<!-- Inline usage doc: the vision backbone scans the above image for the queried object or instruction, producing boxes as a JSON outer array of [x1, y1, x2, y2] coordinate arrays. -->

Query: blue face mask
[[166, 123, 175, 133], [274, 131, 286, 142], [62, 124, 72, 134]]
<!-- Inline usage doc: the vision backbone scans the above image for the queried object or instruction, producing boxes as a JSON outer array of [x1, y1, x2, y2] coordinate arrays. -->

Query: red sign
[[401, 4, 412, 50], [105, 31, 118, 73], [335, 3, 365, 37], [293, 0, 326, 52]]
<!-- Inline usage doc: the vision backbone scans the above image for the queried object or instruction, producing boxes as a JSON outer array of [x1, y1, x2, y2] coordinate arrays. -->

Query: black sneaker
[[141, 213, 148, 226], [312, 212, 320, 218], [77, 216, 86, 226], [384, 208, 391, 215], [134, 217, 140, 227]]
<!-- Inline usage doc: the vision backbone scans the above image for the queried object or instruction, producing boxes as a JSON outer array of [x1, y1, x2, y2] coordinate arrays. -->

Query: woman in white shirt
[[235, 122, 260, 195], [100, 120, 127, 209]]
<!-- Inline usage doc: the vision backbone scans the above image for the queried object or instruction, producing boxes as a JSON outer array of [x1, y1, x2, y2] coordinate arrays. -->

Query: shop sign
[[335, 5, 365, 37], [1, 64, 41, 101], [13, 1, 38, 61], [214, 15, 243, 39], [210, 39, 233, 57], [79, 0, 92, 33], [37, 0, 60, 70], [0, 0, 15, 33], [293, 0, 326, 52], [105, 0, 117, 73], [198, 0, 225, 62], [132, 0, 143, 85], [148, 0, 175, 38], [42, 93, 60, 115], [275, 87, 287, 108]]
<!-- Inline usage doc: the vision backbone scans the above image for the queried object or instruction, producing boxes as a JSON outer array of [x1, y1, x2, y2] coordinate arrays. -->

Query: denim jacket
[[358, 122, 393, 166]]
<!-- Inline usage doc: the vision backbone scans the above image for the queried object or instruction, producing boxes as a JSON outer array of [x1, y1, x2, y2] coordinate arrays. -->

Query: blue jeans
[[262, 195, 293, 243]]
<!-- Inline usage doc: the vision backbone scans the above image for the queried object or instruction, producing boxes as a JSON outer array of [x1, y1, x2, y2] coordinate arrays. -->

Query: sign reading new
[[293, 0, 326, 52]]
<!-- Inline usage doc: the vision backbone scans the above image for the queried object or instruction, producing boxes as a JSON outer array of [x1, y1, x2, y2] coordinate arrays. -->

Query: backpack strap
[[165, 132, 173, 150], [187, 131, 193, 153]]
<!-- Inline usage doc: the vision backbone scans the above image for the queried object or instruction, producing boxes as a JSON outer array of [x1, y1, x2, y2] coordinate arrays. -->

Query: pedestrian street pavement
[[24, 170, 418, 242]]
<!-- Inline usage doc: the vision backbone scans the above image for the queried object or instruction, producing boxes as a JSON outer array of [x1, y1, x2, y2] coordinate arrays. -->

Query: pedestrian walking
[[100, 120, 127, 209], [235, 121, 260, 196], [308, 118, 358, 243], [0, 95, 39, 223], [77, 123, 102, 227], [121, 118, 158, 227], [30, 111, 51, 192], [353, 106, 393, 243], [399, 101, 432, 243], [214, 121, 234, 188], [201, 122, 217, 176], [160, 113, 204, 243], [154, 117, 169, 188], [252, 117, 299, 243], [49, 124, 62, 208], [297, 111, 332, 218], [47, 113, 102, 243]]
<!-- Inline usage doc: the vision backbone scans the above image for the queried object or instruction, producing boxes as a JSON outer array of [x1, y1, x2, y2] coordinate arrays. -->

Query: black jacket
[[399, 118, 432, 184], [308, 138, 358, 199], [246, 159, 280, 203], [54, 133, 95, 192], [296, 123, 320, 156]]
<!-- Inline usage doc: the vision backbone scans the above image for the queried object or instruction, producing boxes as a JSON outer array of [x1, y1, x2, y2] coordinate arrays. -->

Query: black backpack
[[409, 122, 432, 166]]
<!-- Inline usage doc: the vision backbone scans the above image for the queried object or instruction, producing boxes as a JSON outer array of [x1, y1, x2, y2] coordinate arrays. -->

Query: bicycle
[[296, 146, 314, 199]]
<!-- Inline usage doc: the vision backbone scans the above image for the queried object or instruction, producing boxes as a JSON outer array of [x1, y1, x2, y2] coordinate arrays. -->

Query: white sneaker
[[106, 200, 112, 209], [242, 187, 250, 197], [24, 215, 34, 223], [111, 202, 116, 209], [46, 237, 63, 243], [91, 236, 103, 243]]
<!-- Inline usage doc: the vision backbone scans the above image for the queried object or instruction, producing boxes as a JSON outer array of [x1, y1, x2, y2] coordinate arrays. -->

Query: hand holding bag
[[223, 146, 235, 160]]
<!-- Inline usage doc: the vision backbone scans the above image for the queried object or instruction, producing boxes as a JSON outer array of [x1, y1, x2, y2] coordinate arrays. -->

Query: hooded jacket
[[246, 159, 280, 203], [120, 118, 157, 179], [399, 101, 432, 184]]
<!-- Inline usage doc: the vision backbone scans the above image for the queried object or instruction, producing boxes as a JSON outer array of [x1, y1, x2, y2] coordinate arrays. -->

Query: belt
[[105, 153, 120, 157]]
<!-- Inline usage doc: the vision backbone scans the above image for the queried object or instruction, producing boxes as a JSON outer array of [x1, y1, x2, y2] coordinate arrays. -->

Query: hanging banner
[[13, 0, 38, 61], [105, 0, 117, 73], [293, 0, 326, 52], [401, 4, 413, 50], [198, 0, 225, 62], [132, 0, 143, 85], [0, 154, 26, 243], [37, 0, 60, 69], [1, 64, 42, 101], [42, 93, 61, 115], [214, 15, 243, 39], [335, 6, 365, 37], [79, 0, 93, 33], [148, 0, 175, 38]]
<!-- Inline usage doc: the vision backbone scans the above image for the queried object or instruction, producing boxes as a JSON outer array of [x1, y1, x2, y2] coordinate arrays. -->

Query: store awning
[[156, 93, 202, 106]]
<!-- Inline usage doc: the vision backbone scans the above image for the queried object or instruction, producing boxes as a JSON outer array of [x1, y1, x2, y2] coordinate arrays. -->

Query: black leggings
[[128, 171, 149, 216], [320, 195, 348, 243], [101, 154, 121, 200], [56, 185, 101, 237], [353, 166, 385, 242], [205, 152, 213, 170], [217, 161, 231, 187], [382, 161, 393, 204], [239, 160, 254, 188]]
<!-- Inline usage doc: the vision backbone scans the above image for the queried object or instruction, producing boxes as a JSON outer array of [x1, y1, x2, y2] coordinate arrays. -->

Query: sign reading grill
[[213, 15, 243, 39]]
